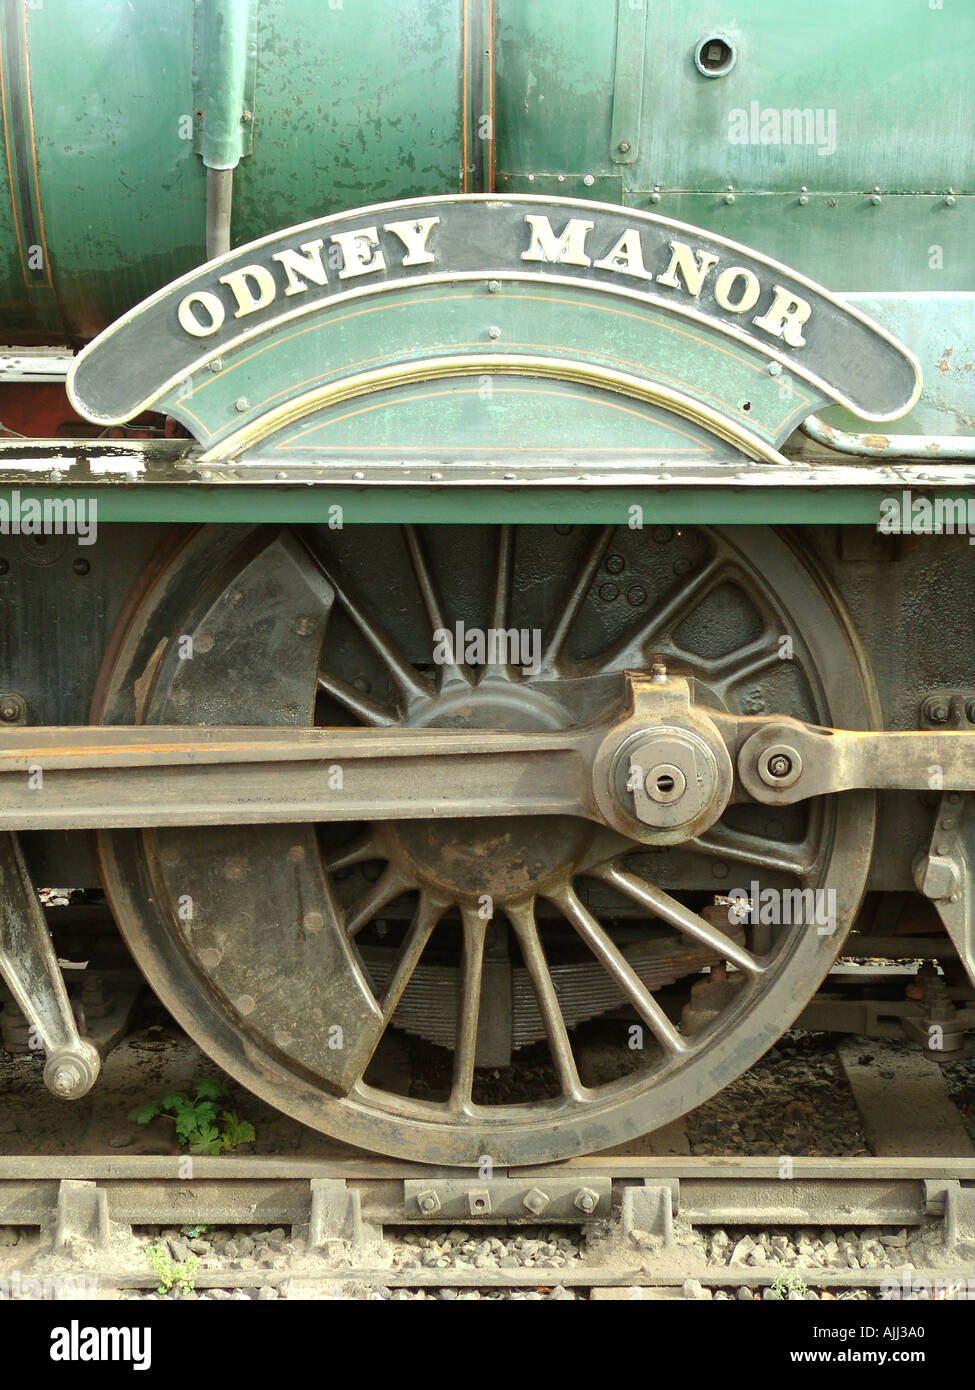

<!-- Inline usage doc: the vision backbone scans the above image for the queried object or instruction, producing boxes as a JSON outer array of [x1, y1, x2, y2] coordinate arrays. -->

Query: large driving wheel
[[93, 522, 877, 1165]]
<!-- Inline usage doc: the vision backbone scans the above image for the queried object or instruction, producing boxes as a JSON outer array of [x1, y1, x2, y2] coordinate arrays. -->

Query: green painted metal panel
[[629, 1, 973, 196], [230, 0, 465, 238], [10, 0, 206, 341], [5, 484, 975, 527]]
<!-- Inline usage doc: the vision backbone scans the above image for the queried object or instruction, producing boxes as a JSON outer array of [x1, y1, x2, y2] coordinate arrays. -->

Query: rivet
[[487, 325, 501, 340], [276, 471, 287, 480], [650, 191, 661, 203], [208, 359, 223, 372], [353, 470, 365, 480], [944, 195, 956, 207], [486, 279, 501, 293], [617, 141, 631, 154], [870, 193, 882, 205], [72, 557, 89, 575], [235, 397, 249, 412], [583, 175, 595, 187], [49, 468, 63, 483], [768, 362, 782, 377], [724, 193, 735, 205], [199, 469, 213, 481]]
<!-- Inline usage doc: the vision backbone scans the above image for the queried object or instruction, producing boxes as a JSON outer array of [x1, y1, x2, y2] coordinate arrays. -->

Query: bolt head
[[522, 1186, 550, 1216], [573, 1187, 599, 1214], [924, 698, 950, 725], [0, 693, 25, 723]]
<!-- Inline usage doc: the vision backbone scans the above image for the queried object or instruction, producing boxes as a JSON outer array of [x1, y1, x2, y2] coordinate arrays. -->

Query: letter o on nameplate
[[177, 291, 226, 338]]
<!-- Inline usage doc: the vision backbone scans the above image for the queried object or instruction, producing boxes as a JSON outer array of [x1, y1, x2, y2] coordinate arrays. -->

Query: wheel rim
[[93, 522, 877, 1165]]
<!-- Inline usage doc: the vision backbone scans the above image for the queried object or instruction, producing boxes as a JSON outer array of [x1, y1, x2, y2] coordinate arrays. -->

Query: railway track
[[3, 1023, 975, 1300]]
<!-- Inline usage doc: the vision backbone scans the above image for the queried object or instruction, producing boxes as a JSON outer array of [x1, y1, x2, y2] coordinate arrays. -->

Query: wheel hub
[[390, 679, 594, 902]]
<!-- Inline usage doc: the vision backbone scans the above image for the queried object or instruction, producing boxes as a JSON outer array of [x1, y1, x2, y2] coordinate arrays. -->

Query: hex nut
[[522, 1187, 550, 1216], [416, 1189, 441, 1215]]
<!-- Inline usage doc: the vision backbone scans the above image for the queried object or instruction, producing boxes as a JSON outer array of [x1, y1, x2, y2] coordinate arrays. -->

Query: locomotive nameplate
[[68, 195, 921, 433]]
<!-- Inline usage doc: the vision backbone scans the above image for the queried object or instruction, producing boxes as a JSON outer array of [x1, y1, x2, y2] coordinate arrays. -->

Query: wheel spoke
[[380, 893, 444, 1025], [317, 669, 399, 726], [344, 864, 412, 939], [689, 824, 816, 883], [322, 830, 386, 873], [595, 864, 763, 976], [482, 524, 517, 682], [506, 899, 584, 1101], [550, 885, 689, 1055], [403, 525, 472, 688], [491, 525, 514, 631], [539, 526, 614, 674], [597, 555, 722, 672], [300, 539, 432, 705], [450, 906, 489, 1111], [703, 632, 782, 687]]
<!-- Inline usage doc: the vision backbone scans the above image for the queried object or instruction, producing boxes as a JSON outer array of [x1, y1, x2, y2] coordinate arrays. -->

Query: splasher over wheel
[[93, 522, 876, 1165]]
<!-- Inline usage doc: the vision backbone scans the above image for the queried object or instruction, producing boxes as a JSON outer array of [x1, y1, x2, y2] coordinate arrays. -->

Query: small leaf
[[161, 1092, 187, 1112], [127, 1104, 160, 1125], [188, 1124, 223, 1155], [235, 1120, 255, 1145], [175, 1108, 201, 1138], [195, 1079, 221, 1101], [192, 1101, 217, 1125]]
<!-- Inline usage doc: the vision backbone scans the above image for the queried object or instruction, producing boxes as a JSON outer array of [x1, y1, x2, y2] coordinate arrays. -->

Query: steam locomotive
[[0, 0, 972, 1165]]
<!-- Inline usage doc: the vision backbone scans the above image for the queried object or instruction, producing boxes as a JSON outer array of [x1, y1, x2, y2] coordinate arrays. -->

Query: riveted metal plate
[[403, 1176, 612, 1222]]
